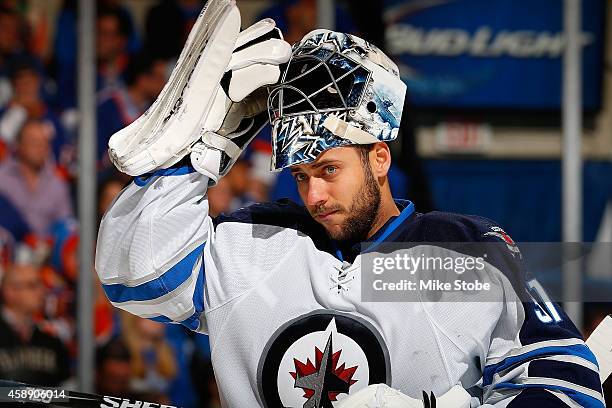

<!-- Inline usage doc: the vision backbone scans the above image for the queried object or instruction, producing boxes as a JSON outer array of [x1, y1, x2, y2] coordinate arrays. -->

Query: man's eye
[[294, 173, 307, 182], [325, 166, 337, 175]]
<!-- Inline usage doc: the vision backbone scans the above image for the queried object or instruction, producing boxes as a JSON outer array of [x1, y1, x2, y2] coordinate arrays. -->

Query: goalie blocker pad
[[108, 0, 240, 176]]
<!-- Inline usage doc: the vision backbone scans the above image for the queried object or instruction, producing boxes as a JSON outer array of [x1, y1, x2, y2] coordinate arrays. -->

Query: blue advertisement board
[[384, 0, 605, 110]]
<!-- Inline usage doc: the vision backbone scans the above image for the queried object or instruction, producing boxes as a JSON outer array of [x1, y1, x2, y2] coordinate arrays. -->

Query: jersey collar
[[332, 199, 415, 261], [363, 199, 415, 253]]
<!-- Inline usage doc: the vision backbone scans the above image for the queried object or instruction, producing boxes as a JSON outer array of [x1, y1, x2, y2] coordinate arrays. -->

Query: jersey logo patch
[[484, 226, 521, 258], [257, 310, 390, 408]]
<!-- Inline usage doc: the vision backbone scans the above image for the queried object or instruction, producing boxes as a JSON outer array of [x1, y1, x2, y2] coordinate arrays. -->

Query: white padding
[[190, 143, 222, 183], [233, 18, 276, 49], [201, 131, 241, 159], [227, 39, 292, 71], [322, 115, 380, 144], [229, 64, 280, 102], [107, 0, 240, 176]]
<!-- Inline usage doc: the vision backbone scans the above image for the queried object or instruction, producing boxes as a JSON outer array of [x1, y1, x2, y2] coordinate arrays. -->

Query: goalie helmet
[[268, 29, 406, 171]]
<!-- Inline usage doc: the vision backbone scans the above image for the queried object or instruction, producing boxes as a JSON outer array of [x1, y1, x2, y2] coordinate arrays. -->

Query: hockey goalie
[[95, 1, 607, 406]]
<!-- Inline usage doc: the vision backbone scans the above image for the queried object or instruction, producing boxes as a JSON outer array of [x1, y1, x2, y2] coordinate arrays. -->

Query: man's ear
[[370, 142, 392, 178]]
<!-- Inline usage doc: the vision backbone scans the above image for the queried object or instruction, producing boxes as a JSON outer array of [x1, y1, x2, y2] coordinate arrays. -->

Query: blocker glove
[[190, 19, 291, 184], [107, 0, 290, 177]]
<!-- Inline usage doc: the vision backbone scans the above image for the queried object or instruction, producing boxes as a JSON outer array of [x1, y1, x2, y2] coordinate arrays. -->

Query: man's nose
[[305, 177, 328, 207]]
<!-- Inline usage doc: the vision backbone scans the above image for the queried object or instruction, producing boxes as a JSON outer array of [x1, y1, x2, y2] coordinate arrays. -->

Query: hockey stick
[[586, 314, 612, 384], [1, 318, 608, 407], [0, 379, 180, 407]]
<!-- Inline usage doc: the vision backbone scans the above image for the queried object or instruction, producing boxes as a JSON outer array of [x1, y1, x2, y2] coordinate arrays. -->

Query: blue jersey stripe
[[364, 201, 415, 252], [148, 259, 206, 331], [483, 343, 598, 386], [103, 243, 204, 303], [134, 164, 197, 187], [494, 382, 604, 408]]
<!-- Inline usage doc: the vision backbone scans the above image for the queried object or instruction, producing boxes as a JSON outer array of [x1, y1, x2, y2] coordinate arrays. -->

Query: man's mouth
[[316, 210, 339, 221]]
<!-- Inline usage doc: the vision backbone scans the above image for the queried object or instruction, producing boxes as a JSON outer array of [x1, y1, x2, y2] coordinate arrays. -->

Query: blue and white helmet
[[268, 29, 406, 171]]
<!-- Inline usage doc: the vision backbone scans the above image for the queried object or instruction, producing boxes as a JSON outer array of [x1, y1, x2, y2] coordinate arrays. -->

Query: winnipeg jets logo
[[291, 322, 359, 407], [258, 311, 390, 408]]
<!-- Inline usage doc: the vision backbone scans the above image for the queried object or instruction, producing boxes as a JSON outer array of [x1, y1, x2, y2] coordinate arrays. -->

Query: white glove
[[190, 18, 291, 183], [335, 384, 472, 408], [107, 0, 290, 177]]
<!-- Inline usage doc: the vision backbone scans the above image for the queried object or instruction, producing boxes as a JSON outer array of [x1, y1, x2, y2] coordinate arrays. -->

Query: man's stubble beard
[[326, 163, 382, 242]]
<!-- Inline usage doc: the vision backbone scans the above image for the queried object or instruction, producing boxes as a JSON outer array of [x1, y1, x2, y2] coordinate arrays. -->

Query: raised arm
[[96, 164, 211, 331], [95, 6, 290, 333]]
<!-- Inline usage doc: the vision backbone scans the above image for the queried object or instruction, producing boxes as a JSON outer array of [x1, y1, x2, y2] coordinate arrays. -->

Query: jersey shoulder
[[214, 199, 330, 245], [402, 210, 506, 243], [215, 199, 309, 227], [400, 210, 525, 281]]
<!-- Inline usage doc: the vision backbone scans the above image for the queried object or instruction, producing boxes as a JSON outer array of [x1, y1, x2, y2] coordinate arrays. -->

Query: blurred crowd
[[0, 0, 307, 406]]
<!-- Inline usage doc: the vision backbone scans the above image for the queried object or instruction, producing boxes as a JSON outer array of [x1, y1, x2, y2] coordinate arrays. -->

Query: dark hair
[[97, 7, 132, 38], [0, 6, 31, 52], [123, 53, 162, 87], [7, 56, 43, 80], [96, 337, 131, 366]]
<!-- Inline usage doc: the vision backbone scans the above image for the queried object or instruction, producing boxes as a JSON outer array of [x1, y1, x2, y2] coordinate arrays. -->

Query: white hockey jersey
[[96, 165, 605, 407]]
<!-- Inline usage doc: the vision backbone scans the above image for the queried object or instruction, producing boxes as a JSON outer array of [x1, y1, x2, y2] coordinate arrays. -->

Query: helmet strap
[[322, 114, 379, 144]]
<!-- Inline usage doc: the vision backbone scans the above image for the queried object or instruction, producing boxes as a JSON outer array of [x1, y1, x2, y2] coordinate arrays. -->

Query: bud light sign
[[384, 0, 605, 110]]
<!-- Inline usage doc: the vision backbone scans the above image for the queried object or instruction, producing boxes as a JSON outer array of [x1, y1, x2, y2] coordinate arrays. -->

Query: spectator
[[41, 219, 79, 351], [144, 0, 204, 60], [96, 6, 132, 96], [0, 225, 13, 276], [51, 0, 78, 111], [97, 53, 168, 164], [94, 279, 117, 344], [0, 57, 70, 164], [0, 119, 73, 238], [0, 193, 32, 304], [121, 313, 177, 399], [94, 174, 128, 343], [0, 192, 31, 246], [97, 172, 127, 224], [53, 0, 138, 110], [207, 177, 234, 217], [258, 0, 356, 44], [190, 357, 220, 408], [99, 0, 140, 53], [0, 262, 70, 385], [0, 5, 29, 107], [242, 135, 278, 203], [96, 338, 134, 398]]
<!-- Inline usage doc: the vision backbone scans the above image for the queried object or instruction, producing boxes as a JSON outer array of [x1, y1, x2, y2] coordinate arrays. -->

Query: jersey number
[[527, 279, 562, 324]]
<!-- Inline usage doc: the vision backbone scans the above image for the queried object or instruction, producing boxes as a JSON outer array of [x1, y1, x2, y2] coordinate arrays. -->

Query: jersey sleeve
[[477, 228, 605, 407], [95, 164, 211, 333], [482, 301, 605, 407]]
